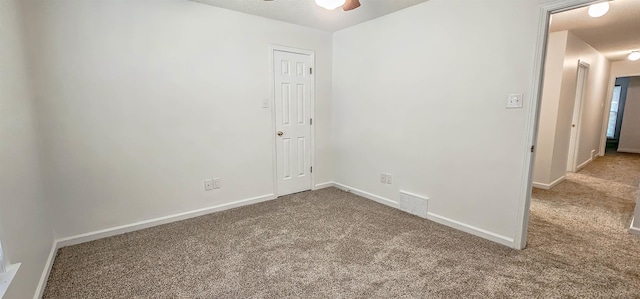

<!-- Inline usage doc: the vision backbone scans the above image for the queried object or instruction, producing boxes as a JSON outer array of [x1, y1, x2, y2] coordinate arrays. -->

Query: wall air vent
[[399, 190, 429, 219]]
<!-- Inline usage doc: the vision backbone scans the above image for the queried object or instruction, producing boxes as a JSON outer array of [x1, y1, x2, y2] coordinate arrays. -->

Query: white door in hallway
[[567, 61, 589, 172], [273, 50, 313, 196]]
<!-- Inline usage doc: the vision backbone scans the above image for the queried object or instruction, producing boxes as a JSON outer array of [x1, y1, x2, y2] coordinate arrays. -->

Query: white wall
[[561, 32, 610, 170], [618, 77, 640, 153], [610, 60, 640, 78], [332, 0, 556, 244], [0, 0, 54, 297], [533, 31, 568, 185], [22, 0, 333, 239], [533, 30, 611, 187]]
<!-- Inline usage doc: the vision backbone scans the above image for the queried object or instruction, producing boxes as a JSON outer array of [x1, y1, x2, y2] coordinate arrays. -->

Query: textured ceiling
[[550, 0, 640, 61], [190, 0, 430, 32]]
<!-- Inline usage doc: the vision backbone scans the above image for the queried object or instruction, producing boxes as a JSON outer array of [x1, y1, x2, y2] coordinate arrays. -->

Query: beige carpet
[[43, 155, 640, 298]]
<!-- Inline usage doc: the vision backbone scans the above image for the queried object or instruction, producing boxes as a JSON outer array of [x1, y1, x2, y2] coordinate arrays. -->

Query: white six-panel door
[[274, 50, 312, 196]]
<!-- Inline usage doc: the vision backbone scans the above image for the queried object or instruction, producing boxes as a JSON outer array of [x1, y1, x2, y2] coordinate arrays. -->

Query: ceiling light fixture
[[588, 2, 610, 18], [629, 51, 640, 61], [315, 0, 346, 10]]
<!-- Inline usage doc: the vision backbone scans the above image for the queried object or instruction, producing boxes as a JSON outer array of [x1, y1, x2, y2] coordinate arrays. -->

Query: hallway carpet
[[43, 155, 640, 298]]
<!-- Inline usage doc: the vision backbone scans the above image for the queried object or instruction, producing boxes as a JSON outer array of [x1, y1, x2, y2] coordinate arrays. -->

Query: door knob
[[277, 131, 284, 136], [572, 124, 576, 127]]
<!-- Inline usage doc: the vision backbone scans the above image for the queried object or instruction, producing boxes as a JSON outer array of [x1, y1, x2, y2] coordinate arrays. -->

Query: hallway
[[532, 153, 640, 228], [528, 153, 640, 293]]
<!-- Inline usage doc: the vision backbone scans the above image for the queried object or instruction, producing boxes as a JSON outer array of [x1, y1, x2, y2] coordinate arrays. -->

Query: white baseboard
[[314, 181, 335, 190], [532, 175, 565, 190], [332, 182, 515, 248], [630, 217, 640, 236], [56, 193, 275, 248], [617, 148, 640, 154], [576, 157, 592, 171], [332, 182, 399, 208], [33, 241, 58, 299], [34, 185, 520, 295], [35, 193, 276, 296], [426, 212, 515, 248]]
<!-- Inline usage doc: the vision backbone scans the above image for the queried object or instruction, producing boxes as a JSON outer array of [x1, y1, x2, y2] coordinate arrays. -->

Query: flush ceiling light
[[315, 0, 346, 10], [629, 51, 640, 61], [588, 2, 610, 18]]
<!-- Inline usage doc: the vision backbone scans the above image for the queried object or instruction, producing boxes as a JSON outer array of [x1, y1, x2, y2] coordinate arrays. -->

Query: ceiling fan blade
[[343, 0, 361, 11]]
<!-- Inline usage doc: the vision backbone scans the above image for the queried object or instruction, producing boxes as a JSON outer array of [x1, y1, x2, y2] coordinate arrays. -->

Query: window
[[607, 85, 622, 138]]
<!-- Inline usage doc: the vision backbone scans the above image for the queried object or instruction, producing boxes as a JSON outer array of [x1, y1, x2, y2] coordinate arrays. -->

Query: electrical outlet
[[507, 94, 524, 108], [213, 178, 221, 189], [386, 173, 393, 185], [380, 173, 387, 184], [204, 179, 213, 191]]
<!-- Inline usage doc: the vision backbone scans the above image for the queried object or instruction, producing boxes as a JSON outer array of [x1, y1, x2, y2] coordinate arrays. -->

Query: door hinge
[[310, 166, 313, 173], [310, 118, 313, 125], [531, 145, 535, 153], [310, 68, 313, 75]]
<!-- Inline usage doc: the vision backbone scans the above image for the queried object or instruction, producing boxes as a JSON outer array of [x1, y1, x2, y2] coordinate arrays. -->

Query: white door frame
[[515, 0, 601, 250], [567, 60, 590, 173], [269, 45, 316, 197]]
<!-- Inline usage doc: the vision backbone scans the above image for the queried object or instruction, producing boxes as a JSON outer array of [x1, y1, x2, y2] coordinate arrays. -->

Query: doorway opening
[[517, 0, 640, 249], [606, 76, 640, 155]]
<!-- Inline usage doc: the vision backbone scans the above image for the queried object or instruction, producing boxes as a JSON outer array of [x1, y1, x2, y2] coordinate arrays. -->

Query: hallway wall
[[533, 31, 611, 188], [534, 31, 568, 185], [618, 77, 640, 153]]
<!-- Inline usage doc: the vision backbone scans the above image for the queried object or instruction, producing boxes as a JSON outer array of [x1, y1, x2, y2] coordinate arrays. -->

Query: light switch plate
[[507, 94, 524, 108]]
